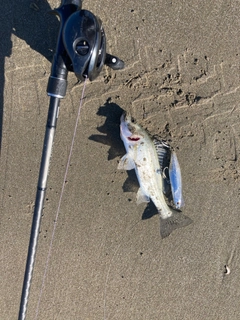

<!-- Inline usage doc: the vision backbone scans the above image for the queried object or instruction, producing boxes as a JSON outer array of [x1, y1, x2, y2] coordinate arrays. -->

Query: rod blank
[[18, 97, 60, 320]]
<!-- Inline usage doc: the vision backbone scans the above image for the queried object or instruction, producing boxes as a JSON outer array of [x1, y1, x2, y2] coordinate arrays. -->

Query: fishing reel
[[47, 0, 124, 98]]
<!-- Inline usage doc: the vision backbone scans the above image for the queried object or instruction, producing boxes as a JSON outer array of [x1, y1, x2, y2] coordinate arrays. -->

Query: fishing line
[[34, 77, 88, 319]]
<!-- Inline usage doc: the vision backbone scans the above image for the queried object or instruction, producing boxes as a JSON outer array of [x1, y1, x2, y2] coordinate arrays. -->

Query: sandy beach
[[1, 0, 240, 319]]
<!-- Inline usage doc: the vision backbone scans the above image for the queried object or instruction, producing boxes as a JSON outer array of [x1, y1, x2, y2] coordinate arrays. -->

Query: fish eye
[[131, 117, 136, 123]]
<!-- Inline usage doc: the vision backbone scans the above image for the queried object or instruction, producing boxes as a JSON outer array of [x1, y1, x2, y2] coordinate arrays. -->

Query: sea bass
[[118, 112, 192, 238]]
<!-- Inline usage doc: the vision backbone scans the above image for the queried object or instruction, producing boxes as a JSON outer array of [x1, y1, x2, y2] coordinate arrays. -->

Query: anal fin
[[136, 188, 150, 205]]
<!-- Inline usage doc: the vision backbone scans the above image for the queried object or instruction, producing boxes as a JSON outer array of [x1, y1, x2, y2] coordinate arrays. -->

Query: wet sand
[[1, 0, 240, 319]]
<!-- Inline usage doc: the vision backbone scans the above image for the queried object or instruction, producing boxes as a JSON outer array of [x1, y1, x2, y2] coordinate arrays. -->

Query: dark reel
[[48, 0, 124, 93], [63, 9, 106, 81]]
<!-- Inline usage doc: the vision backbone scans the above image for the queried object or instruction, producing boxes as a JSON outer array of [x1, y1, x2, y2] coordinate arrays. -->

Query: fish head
[[120, 112, 145, 145]]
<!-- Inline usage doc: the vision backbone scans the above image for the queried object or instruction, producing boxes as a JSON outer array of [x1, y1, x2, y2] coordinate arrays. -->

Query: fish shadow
[[89, 99, 160, 220], [142, 201, 159, 220], [89, 98, 125, 160]]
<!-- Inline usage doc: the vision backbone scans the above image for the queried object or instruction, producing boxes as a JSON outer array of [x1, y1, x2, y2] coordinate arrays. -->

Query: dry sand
[[1, 0, 240, 319]]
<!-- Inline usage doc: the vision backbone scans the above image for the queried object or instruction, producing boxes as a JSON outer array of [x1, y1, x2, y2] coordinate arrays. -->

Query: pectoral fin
[[136, 188, 150, 205], [118, 154, 135, 170]]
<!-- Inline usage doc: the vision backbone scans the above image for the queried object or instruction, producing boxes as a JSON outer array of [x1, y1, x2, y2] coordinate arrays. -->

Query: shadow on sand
[[0, 1, 59, 151]]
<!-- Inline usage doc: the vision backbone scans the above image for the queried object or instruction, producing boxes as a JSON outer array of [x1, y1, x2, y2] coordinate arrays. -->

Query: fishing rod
[[18, 1, 124, 319]]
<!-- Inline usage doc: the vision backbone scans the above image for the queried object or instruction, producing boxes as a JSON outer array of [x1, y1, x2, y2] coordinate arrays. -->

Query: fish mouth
[[120, 114, 132, 137], [120, 111, 137, 125], [120, 111, 126, 123], [121, 111, 132, 123], [120, 111, 142, 140], [120, 111, 138, 138], [127, 136, 140, 141]]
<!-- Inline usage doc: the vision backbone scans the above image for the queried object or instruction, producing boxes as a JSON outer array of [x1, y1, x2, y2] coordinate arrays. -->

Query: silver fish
[[118, 112, 192, 238], [153, 139, 184, 209], [169, 151, 185, 209]]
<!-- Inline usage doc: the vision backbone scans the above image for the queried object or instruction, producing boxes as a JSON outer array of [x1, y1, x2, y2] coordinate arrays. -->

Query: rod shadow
[[89, 99, 159, 220], [0, 1, 59, 152]]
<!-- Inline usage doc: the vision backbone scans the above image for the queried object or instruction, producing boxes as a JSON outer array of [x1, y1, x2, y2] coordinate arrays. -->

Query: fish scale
[[153, 139, 171, 173]]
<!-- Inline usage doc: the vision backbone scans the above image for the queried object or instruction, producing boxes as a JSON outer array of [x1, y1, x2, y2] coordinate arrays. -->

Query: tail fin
[[160, 210, 192, 239]]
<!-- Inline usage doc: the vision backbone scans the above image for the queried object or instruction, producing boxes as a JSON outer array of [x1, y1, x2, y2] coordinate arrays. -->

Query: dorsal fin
[[152, 138, 171, 173], [153, 138, 172, 198]]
